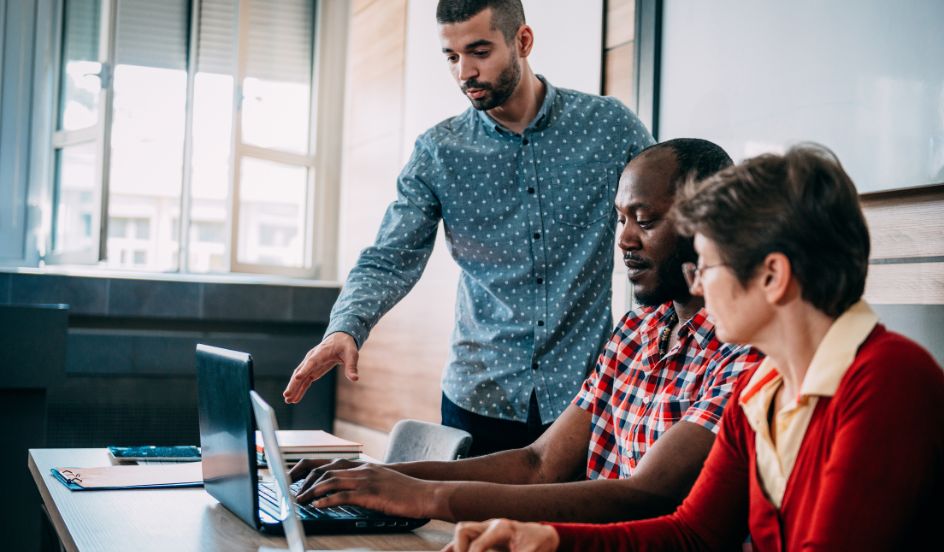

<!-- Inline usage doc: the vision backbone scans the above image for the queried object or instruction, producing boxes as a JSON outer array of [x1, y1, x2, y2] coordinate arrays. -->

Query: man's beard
[[462, 52, 522, 111], [633, 237, 697, 307]]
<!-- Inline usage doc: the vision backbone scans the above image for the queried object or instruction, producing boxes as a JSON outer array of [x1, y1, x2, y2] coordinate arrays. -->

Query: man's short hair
[[436, 0, 526, 43], [637, 138, 734, 191], [673, 143, 870, 318]]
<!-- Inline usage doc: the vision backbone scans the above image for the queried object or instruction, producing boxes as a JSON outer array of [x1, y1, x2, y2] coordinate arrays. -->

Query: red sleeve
[[551, 370, 756, 551], [801, 334, 944, 550]]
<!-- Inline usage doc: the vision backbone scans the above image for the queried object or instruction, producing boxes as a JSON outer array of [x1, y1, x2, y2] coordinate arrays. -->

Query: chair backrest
[[382, 419, 472, 463]]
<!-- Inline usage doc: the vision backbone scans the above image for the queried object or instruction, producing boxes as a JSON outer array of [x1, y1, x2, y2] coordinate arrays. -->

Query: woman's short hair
[[673, 143, 870, 317]]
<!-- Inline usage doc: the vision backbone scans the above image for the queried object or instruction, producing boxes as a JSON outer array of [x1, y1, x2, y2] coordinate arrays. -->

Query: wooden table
[[29, 449, 455, 551]]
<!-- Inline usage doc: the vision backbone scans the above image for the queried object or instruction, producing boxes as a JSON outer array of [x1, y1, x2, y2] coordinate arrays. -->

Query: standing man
[[283, 0, 653, 455]]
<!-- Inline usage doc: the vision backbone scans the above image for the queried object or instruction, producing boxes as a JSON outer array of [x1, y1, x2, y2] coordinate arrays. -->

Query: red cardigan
[[552, 325, 944, 551]]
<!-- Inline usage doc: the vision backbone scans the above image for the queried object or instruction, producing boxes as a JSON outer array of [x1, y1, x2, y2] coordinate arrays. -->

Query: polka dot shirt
[[326, 76, 654, 423]]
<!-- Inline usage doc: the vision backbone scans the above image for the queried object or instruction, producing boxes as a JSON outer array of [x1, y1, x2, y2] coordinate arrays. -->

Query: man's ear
[[517, 24, 534, 57], [761, 252, 794, 305]]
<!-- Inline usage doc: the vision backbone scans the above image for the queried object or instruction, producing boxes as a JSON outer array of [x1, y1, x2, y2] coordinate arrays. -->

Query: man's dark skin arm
[[289, 406, 716, 523], [290, 405, 591, 493]]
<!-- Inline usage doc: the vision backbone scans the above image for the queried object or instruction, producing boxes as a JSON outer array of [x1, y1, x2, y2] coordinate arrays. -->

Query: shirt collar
[[682, 308, 716, 351], [475, 74, 558, 136], [799, 300, 878, 397], [649, 302, 715, 352], [739, 299, 879, 408]]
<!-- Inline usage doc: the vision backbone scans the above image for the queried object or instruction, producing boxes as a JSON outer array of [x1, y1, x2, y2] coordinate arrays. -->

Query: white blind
[[197, 0, 237, 75], [62, 0, 100, 62], [246, 0, 314, 83], [114, 0, 189, 70]]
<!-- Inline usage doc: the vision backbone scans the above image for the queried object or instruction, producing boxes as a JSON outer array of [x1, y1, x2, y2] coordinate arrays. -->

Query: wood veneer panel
[[604, 42, 635, 110], [606, 0, 635, 49], [861, 189, 944, 260], [864, 262, 944, 305], [345, 0, 408, 148]]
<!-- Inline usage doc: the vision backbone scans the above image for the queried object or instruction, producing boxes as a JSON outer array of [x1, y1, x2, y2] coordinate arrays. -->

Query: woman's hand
[[443, 518, 560, 552]]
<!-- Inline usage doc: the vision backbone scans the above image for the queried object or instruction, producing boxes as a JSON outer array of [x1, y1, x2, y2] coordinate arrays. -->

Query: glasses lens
[[681, 262, 696, 288]]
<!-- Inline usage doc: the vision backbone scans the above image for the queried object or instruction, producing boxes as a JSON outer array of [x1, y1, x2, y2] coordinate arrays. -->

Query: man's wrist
[[427, 481, 456, 521], [324, 317, 367, 348]]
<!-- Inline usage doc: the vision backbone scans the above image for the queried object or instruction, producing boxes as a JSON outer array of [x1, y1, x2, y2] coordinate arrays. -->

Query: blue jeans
[[441, 391, 552, 457]]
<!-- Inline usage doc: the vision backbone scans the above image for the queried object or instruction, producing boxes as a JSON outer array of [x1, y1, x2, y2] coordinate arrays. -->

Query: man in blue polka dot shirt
[[284, 0, 653, 454]]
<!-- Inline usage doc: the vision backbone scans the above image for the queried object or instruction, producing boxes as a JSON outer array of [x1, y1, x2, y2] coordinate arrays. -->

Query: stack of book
[[255, 430, 363, 466]]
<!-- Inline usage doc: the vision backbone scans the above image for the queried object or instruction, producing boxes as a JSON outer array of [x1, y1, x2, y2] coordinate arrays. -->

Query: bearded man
[[284, 0, 654, 455]]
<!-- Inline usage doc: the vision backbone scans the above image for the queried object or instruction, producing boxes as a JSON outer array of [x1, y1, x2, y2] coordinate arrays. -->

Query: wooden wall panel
[[345, 0, 409, 149], [861, 185, 944, 306], [861, 187, 944, 260], [605, 0, 635, 48], [864, 262, 944, 305], [604, 42, 635, 109]]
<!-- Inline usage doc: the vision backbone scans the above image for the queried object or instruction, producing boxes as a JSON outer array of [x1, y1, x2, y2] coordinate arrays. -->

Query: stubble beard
[[465, 52, 522, 111]]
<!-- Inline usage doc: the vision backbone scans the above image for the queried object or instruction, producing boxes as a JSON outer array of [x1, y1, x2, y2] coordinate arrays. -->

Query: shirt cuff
[[324, 315, 370, 348], [571, 387, 595, 412], [681, 401, 725, 434]]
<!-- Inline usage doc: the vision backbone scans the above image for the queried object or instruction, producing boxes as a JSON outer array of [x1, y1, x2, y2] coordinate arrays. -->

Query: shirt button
[[531, 362, 539, 370], [642, 396, 650, 404], [537, 320, 545, 326], [522, 138, 530, 145], [536, 277, 543, 284], [533, 232, 541, 240], [527, 187, 535, 194]]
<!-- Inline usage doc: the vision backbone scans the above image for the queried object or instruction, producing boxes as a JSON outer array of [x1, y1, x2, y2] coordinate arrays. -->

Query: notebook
[[195, 344, 428, 535], [51, 462, 203, 491]]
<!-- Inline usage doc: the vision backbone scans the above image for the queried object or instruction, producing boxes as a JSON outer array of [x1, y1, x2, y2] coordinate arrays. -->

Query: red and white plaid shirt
[[575, 302, 763, 479]]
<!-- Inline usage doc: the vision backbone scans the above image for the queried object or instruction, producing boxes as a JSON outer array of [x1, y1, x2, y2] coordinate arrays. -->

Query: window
[[44, 0, 346, 276]]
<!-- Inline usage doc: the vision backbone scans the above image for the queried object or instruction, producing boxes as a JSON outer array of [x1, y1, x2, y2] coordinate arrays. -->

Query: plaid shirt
[[575, 302, 763, 479]]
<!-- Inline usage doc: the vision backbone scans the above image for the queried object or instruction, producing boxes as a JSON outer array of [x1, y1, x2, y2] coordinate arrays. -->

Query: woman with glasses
[[445, 144, 943, 551]]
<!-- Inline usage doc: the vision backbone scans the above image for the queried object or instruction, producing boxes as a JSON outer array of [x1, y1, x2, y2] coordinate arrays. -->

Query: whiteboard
[[659, 0, 944, 193]]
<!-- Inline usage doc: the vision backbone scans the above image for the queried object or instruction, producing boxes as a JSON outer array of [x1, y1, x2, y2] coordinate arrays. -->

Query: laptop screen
[[251, 390, 307, 552], [196, 344, 259, 529]]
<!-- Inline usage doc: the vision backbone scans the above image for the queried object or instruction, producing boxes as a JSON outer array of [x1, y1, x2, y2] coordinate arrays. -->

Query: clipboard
[[51, 461, 204, 491]]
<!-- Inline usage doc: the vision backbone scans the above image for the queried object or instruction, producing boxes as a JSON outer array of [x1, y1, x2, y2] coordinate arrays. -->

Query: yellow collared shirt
[[739, 300, 878, 508]]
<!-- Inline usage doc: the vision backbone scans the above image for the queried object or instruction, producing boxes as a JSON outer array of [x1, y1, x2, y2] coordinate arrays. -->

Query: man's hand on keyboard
[[289, 457, 366, 484], [294, 463, 439, 520]]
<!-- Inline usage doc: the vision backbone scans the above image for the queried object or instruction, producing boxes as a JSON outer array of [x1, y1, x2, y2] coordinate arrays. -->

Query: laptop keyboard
[[258, 481, 373, 521]]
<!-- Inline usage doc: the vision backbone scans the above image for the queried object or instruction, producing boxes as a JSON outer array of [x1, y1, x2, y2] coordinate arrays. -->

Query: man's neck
[[486, 68, 544, 135], [672, 297, 704, 324]]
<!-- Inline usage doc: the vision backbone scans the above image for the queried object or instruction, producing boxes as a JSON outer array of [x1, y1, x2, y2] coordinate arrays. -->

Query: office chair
[[382, 419, 472, 463]]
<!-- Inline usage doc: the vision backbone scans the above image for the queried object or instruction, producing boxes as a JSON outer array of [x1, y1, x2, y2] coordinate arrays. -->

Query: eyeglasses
[[681, 262, 727, 289]]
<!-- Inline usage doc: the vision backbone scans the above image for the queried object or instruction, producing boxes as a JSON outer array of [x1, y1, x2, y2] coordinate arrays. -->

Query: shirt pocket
[[548, 163, 616, 228]]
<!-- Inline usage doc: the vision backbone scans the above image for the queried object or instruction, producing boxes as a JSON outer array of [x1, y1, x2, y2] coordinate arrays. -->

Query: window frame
[[46, 0, 116, 266], [38, 0, 348, 279]]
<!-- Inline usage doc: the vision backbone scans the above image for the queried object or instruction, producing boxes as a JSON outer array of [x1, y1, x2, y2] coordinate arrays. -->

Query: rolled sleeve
[[681, 345, 764, 434]]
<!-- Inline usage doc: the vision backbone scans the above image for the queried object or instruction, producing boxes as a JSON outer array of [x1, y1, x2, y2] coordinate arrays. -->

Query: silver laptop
[[251, 390, 308, 552]]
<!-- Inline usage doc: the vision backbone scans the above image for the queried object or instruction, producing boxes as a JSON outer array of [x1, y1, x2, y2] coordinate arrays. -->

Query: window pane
[[237, 157, 308, 268], [53, 142, 97, 253], [58, 0, 102, 131], [105, 0, 188, 271], [189, 72, 234, 273], [241, 0, 314, 154]]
